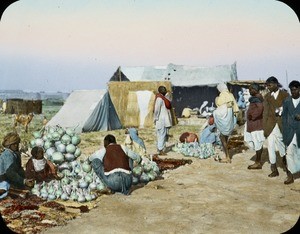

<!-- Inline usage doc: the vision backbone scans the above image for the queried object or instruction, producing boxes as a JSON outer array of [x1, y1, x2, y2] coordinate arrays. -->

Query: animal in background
[[13, 113, 34, 133], [42, 116, 48, 127]]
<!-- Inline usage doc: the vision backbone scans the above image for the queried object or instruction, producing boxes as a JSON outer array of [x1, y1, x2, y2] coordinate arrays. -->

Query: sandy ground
[[41, 126, 300, 234]]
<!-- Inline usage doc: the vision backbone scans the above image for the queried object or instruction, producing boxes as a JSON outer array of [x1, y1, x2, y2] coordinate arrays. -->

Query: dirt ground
[[40, 124, 300, 234]]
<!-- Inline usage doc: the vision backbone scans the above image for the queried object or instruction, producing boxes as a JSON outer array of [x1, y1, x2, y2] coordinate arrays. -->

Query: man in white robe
[[154, 86, 172, 155]]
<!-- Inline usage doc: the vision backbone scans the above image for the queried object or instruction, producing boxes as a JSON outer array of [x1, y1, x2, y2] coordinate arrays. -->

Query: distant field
[[0, 102, 62, 151], [0, 102, 200, 159]]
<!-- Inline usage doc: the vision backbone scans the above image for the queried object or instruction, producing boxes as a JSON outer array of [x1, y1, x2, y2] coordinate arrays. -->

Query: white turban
[[217, 83, 228, 93]]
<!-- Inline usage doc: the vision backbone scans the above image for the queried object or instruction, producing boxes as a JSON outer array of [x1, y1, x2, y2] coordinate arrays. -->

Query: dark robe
[[282, 96, 300, 147], [263, 90, 289, 137]]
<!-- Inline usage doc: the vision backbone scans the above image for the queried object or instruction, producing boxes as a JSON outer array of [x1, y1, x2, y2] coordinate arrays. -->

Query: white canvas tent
[[47, 90, 122, 132]]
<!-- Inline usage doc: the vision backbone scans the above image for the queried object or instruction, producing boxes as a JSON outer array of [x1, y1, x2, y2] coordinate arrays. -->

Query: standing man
[[213, 82, 239, 163], [263, 76, 289, 177], [244, 83, 265, 170], [282, 80, 300, 184], [153, 86, 172, 156]]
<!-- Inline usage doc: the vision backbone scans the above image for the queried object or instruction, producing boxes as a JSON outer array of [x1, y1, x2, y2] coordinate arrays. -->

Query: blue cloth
[[200, 124, 219, 144], [0, 149, 15, 176], [282, 96, 300, 147], [237, 91, 246, 109], [0, 181, 10, 199], [0, 149, 26, 189], [91, 159, 132, 195], [128, 128, 146, 149], [213, 104, 236, 136]]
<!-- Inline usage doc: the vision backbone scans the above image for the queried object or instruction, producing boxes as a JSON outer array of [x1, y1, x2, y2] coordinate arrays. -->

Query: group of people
[[88, 85, 174, 195], [0, 79, 298, 200], [174, 77, 299, 185], [0, 132, 60, 199], [0, 130, 145, 199], [243, 77, 300, 184], [0, 86, 168, 199]]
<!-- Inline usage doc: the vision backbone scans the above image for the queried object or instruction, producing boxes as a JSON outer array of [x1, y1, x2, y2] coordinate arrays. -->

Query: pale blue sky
[[0, 0, 299, 92]]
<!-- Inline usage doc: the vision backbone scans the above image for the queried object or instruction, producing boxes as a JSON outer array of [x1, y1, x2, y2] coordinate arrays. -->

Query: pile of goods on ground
[[132, 156, 161, 184], [29, 125, 162, 202], [1, 125, 197, 233], [0, 195, 88, 233], [172, 142, 215, 159], [30, 125, 107, 202]]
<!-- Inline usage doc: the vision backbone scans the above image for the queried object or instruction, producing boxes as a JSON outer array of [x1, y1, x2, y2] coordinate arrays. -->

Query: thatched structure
[[108, 81, 177, 128], [5, 99, 42, 114]]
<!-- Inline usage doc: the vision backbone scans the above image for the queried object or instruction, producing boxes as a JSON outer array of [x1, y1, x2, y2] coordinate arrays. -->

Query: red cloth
[[103, 144, 130, 173], [246, 94, 264, 133], [154, 93, 172, 110]]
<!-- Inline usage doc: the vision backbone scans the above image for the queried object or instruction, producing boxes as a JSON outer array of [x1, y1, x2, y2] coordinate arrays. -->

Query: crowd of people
[[154, 79, 299, 185], [243, 77, 300, 185], [0, 79, 299, 201]]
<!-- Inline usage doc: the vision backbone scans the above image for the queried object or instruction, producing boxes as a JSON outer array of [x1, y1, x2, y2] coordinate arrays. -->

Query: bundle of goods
[[172, 142, 215, 159], [132, 156, 160, 185]]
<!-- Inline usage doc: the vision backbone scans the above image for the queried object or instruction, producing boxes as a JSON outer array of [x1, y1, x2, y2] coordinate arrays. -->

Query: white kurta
[[154, 97, 172, 130], [154, 97, 172, 151], [286, 134, 300, 174]]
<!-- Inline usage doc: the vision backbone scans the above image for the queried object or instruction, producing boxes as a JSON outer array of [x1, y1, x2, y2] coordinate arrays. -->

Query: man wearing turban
[[0, 132, 34, 199], [213, 82, 239, 163]]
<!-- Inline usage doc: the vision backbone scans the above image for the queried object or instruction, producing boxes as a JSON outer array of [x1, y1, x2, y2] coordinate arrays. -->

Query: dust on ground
[[40, 123, 300, 234]]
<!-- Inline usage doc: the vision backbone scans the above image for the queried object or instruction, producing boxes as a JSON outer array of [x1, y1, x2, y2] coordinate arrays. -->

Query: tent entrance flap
[[82, 92, 122, 132]]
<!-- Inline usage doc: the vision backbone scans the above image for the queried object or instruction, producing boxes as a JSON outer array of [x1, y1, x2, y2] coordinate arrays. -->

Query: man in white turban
[[213, 83, 239, 163]]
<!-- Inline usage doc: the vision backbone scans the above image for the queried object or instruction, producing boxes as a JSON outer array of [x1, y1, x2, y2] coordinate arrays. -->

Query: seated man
[[25, 146, 61, 183], [89, 134, 141, 195], [0, 132, 35, 199], [199, 116, 221, 145]]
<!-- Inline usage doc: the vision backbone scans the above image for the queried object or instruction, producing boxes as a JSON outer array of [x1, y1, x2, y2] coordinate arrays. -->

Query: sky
[[0, 0, 299, 92]]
